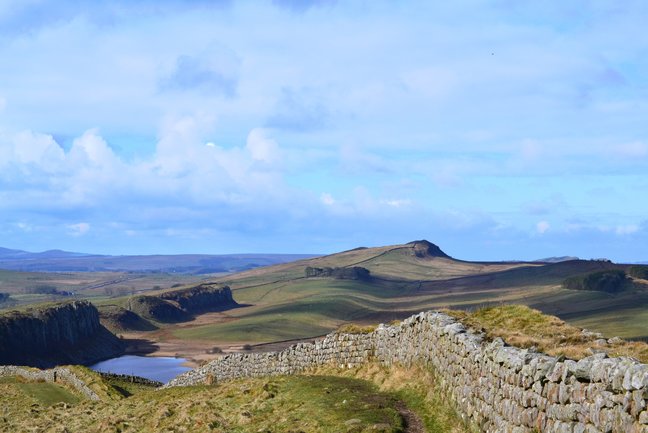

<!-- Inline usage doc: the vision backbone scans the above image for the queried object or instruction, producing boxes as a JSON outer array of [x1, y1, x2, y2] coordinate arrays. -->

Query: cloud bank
[[0, 1, 647, 261]]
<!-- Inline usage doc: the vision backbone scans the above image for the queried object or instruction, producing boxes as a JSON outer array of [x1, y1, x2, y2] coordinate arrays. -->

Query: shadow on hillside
[[415, 260, 625, 293], [186, 302, 253, 321], [123, 338, 159, 355]]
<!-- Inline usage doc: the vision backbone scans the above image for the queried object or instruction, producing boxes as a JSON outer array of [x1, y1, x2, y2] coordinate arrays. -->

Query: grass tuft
[[447, 304, 648, 362], [336, 323, 378, 334]]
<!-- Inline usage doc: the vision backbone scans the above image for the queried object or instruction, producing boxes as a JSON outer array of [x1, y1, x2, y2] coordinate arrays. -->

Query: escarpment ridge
[[168, 310, 648, 433], [125, 284, 237, 324], [159, 283, 237, 313], [0, 300, 125, 367]]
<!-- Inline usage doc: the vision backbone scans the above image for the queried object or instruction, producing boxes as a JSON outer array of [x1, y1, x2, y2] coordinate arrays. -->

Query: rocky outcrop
[[0, 301, 125, 368], [305, 266, 372, 280], [406, 240, 451, 258], [98, 305, 158, 332], [126, 285, 237, 323], [159, 284, 237, 313], [126, 295, 190, 323], [168, 311, 648, 433]]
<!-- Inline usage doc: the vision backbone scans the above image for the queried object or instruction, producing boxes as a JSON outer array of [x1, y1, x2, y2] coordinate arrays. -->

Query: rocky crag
[[168, 311, 648, 433], [159, 283, 237, 313], [126, 284, 237, 323], [0, 301, 125, 368], [406, 239, 451, 258]]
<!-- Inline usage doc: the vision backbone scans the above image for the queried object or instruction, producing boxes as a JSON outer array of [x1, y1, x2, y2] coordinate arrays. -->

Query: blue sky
[[1, 0, 647, 261]]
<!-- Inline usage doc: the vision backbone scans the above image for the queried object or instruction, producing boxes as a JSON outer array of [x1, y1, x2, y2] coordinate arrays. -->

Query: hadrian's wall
[[0, 365, 100, 400], [167, 311, 648, 433]]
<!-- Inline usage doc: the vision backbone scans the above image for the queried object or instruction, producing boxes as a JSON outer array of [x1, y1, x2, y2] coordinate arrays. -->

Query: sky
[[0, 0, 647, 261]]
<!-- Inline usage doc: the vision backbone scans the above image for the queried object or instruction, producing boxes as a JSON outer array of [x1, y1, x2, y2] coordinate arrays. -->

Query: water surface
[[90, 355, 191, 383]]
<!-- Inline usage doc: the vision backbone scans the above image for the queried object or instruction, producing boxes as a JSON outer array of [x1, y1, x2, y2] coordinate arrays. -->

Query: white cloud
[[16, 222, 33, 232], [0, 1, 647, 259], [536, 221, 550, 234], [616, 224, 639, 235], [67, 222, 90, 236], [69, 129, 121, 169], [320, 192, 335, 206], [0, 117, 291, 216], [1, 130, 65, 171], [401, 67, 457, 100], [615, 141, 648, 158], [381, 199, 411, 208], [246, 128, 280, 164]]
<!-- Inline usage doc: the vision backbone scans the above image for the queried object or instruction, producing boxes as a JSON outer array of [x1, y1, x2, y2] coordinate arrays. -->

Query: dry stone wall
[[0, 365, 100, 400], [167, 311, 648, 433]]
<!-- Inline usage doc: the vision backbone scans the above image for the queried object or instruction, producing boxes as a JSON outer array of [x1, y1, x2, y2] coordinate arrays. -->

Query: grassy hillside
[[0, 269, 206, 310], [0, 376, 82, 406], [5, 240, 647, 361], [4, 305, 648, 432], [450, 305, 648, 362], [0, 370, 471, 433], [147, 241, 647, 352]]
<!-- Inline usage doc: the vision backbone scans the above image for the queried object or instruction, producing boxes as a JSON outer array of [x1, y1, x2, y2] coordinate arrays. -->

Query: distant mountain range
[[0, 247, 317, 274], [0, 247, 94, 260]]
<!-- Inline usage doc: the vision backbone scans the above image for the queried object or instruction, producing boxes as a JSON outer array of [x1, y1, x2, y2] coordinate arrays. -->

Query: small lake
[[90, 355, 191, 383]]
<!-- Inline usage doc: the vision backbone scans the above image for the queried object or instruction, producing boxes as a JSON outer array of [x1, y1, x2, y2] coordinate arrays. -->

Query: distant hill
[[0, 247, 317, 274], [156, 239, 647, 347], [0, 247, 97, 260]]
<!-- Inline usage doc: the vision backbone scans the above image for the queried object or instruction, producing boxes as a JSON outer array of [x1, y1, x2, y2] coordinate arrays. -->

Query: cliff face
[[0, 301, 125, 368], [125, 285, 238, 324], [159, 284, 237, 313]]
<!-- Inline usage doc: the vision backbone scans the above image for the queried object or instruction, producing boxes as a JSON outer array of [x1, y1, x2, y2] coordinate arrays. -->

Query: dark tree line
[[562, 270, 627, 293]]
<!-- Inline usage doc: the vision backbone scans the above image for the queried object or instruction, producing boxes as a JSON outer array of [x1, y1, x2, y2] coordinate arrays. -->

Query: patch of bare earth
[[396, 401, 425, 433]]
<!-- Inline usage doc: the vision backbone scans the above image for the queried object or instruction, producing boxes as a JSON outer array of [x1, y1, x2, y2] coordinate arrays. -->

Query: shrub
[[629, 265, 648, 280], [27, 285, 58, 294]]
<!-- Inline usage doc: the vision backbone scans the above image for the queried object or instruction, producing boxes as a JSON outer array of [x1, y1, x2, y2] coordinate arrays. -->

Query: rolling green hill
[[4, 240, 646, 359], [129, 240, 648, 351]]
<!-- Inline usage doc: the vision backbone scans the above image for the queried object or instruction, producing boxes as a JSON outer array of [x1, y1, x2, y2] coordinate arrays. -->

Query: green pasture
[[0, 376, 81, 406]]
